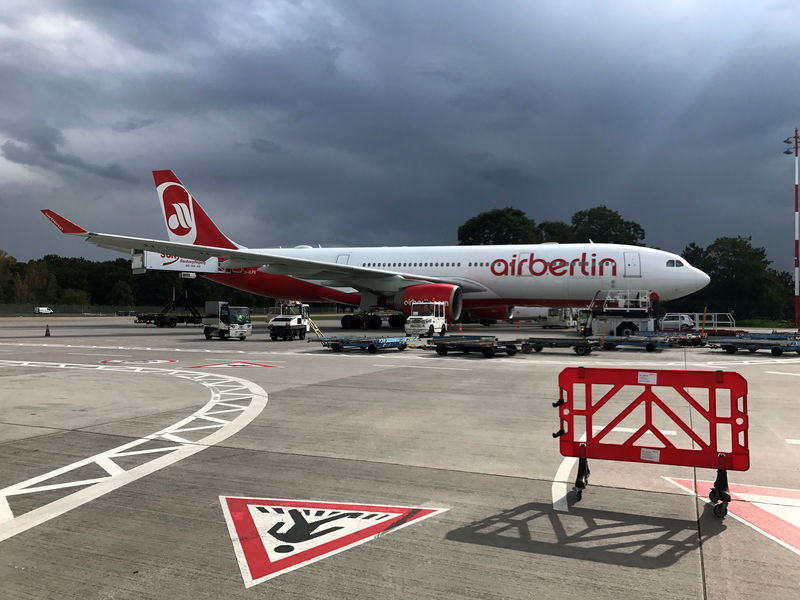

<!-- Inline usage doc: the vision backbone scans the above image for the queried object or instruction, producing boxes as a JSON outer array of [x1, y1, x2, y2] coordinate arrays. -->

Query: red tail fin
[[153, 170, 238, 249]]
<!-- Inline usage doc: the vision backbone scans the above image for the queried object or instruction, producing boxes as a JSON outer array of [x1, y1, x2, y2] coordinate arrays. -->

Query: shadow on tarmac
[[446, 498, 727, 569]]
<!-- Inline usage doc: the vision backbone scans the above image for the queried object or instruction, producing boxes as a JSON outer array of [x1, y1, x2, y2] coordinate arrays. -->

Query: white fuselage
[[248, 243, 709, 305]]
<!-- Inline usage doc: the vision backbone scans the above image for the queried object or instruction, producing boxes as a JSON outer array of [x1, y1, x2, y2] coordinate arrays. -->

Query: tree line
[[457, 206, 794, 321], [0, 251, 269, 309], [0, 204, 794, 320]]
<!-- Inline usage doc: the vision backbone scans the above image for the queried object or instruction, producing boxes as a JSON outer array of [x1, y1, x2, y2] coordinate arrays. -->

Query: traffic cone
[[458, 322, 463, 333], [517, 319, 521, 329], [45, 324, 50, 337]]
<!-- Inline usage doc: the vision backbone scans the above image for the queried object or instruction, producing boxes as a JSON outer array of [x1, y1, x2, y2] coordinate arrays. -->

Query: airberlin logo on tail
[[158, 182, 196, 243], [490, 252, 617, 277]]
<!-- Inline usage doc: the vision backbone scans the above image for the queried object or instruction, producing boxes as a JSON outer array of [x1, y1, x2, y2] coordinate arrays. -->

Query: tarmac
[[1, 316, 798, 599]]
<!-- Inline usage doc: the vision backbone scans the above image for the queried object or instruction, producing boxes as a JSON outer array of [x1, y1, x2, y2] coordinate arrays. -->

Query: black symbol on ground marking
[[266, 509, 361, 553]]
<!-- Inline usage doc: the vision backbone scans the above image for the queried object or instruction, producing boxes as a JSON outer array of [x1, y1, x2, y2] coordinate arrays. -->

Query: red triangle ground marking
[[188, 362, 278, 368], [666, 478, 800, 555], [219, 496, 448, 587]]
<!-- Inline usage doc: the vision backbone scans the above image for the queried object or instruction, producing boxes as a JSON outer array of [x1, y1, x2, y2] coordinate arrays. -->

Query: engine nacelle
[[465, 306, 512, 321], [394, 283, 463, 321]]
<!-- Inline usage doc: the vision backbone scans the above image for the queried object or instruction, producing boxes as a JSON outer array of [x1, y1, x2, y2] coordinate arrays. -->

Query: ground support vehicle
[[579, 289, 655, 337], [711, 333, 800, 356], [318, 335, 409, 353], [268, 301, 311, 340], [136, 296, 203, 328], [340, 308, 407, 330], [518, 337, 600, 356], [430, 335, 518, 358], [404, 301, 448, 337], [202, 301, 252, 340], [592, 333, 671, 352]]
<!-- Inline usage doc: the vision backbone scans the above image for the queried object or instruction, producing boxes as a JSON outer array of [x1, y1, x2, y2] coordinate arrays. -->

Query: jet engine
[[392, 283, 463, 321]]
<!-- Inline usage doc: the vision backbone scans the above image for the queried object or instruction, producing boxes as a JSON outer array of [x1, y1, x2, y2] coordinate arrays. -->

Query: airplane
[[42, 170, 710, 329]]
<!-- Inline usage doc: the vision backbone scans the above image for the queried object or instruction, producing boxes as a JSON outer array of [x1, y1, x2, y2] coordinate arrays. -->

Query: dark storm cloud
[[1, 0, 800, 273]]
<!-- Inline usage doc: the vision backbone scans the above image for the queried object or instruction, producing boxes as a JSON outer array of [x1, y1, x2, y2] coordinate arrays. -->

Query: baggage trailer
[[318, 335, 409, 353], [592, 333, 672, 352], [518, 336, 599, 356], [711, 333, 800, 356], [431, 335, 519, 358]]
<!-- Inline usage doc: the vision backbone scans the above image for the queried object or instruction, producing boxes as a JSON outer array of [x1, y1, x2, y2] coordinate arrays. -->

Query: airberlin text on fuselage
[[490, 252, 617, 277]]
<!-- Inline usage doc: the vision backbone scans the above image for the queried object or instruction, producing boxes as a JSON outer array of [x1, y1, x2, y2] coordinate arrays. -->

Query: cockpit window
[[666, 260, 675, 267], [666, 260, 685, 267]]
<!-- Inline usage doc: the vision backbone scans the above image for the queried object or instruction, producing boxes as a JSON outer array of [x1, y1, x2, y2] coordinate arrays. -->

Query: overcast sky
[[2, 1, 800, 270]]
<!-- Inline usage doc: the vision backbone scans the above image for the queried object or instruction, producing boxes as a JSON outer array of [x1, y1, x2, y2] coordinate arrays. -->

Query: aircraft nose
[[696, 268, 711, 290]]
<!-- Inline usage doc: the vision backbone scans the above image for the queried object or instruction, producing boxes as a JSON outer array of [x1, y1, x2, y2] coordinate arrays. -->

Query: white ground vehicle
[[202, 301, 252, 340], [578, 290, 655, 337], [34, 306, 54, 314], [404, 301, 448, 337], [268, 301, 311, 340], [659, 313, 695, 330]]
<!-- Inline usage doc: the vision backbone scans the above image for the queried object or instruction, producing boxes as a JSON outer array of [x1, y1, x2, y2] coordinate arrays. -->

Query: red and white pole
[[794, 129, 799, 328]]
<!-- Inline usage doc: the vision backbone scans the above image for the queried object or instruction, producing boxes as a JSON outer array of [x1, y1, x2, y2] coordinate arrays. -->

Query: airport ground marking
[[0, 360, 268, 543], [220, 496, 448, 587], [666, 478, 800, 556]]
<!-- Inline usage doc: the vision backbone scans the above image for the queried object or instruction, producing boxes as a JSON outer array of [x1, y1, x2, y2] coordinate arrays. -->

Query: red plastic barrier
[[556, 367, 749, 471]]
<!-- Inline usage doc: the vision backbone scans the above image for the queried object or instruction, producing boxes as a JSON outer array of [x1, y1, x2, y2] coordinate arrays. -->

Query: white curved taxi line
[[0, 360, 268, 542]]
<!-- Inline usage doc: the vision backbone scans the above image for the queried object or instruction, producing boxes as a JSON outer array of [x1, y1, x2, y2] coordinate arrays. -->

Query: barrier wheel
[[709, 488, 719, 503], [771, 347, 783, 357], [534, 345, 544, 352], [574, 345, 589, 356], [436, 346, 449, 356], [481, 347, 495, 358], [713, 503, 728, 518], [331, 343, 342, 352], [367, 344, 378, 354]]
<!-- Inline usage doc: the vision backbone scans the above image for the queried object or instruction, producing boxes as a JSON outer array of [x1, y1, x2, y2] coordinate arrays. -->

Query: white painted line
[[0, 360, 268, 543], [767, 371, 800, 377], [551, 456, 577, 512], [787, 439, 800, 445]]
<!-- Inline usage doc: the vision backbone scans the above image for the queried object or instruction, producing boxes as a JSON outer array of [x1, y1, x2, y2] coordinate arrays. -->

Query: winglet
[[41, 210, 89, 235]]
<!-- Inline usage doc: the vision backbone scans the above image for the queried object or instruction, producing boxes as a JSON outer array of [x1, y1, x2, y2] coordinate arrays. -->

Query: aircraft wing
[[41, 210, 487, 295]]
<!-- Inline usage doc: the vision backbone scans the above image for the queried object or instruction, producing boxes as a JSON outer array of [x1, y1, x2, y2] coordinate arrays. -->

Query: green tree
[[539, 220, 575, 243], [667, 236, 790, 319], [458, 207, 542, 245], [60, 288, 91, 305], [0, 250, 17, 302], [570, 206, 645, 245], [109, 280, 135, 305]]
